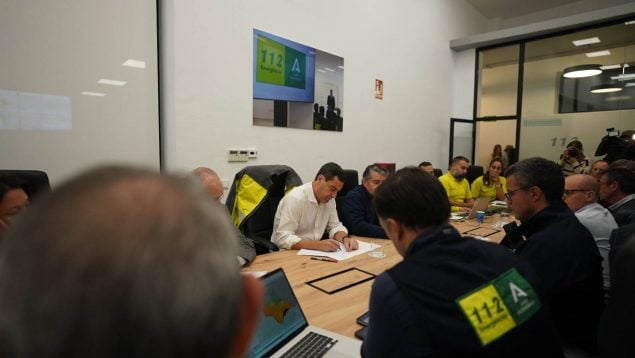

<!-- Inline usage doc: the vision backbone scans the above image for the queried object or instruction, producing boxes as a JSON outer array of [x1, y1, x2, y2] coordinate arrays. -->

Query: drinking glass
[[368, 239, 386, 258]]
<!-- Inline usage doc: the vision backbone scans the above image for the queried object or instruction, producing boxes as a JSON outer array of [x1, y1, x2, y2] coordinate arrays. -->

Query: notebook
[[248, 268, 362, 358], [467, 197, 492, 220]]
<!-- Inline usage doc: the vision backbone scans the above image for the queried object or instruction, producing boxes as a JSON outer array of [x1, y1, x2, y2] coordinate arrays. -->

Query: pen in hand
[[311, 257, 338, 263]]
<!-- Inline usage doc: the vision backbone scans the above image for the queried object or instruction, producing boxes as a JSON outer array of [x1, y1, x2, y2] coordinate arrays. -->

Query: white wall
[[0, 0, 160, 186], [161, 0, 488, 185]]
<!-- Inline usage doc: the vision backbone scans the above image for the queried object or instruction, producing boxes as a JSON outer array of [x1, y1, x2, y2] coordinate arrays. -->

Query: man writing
[[0, 166, 263, 357], [272, 162, 358, 252], [341, 165, 388, 238], [438, 156, 474, 212]]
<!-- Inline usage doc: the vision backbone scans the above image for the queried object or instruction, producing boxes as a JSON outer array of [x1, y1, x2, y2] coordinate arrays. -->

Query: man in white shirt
[[272, 162, 358, 252], [563, 174, 618, 294]]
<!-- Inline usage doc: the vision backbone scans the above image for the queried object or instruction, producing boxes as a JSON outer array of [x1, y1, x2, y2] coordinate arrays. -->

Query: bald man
[[192, 167, 256, 266], [563, 174, 617, 294]]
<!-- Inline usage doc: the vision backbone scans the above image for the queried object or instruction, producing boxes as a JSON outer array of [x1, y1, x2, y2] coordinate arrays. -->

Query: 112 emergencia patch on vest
[[455, 268, 541, 346]]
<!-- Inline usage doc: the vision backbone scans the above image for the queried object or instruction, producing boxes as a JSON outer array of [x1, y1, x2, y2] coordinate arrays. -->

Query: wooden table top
[[243, 219, 508, 338]]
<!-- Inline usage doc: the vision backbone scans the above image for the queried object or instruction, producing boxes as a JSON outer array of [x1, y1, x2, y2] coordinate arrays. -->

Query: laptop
[[467, 197, 492, 220], [248, 268, 362, 358]]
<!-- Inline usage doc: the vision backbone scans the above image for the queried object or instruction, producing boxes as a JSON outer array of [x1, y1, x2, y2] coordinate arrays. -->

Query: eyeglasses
[[504, 187, 527, 201], [563, 189, 591, 196]]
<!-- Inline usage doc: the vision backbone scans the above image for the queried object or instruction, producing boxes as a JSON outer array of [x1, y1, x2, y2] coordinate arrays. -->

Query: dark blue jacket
[[340, 185, 386, 238], [362, 225, 562, 358], [509, 200, 604, 354]]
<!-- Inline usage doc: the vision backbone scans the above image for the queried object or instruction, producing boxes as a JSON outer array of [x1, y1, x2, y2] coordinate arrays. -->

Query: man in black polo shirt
[[362, 167, 562, 357], [504, 157, 603, 356]]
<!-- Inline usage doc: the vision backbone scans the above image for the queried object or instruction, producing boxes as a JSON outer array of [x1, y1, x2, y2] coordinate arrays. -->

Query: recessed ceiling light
[[122, 59, 146, 69], [625, 20, 635, 25], [98, 79, 127, 86], [572, 37, 600, 46], [317, 69, 326, 73], [590, 83, 622, 93], [601, 64, 622, 70], [585, 50, 611, 58], [337, 65, 344, 69], [625, 82, 635, 87], [611, 74, 635, 81], [324, 67, 335, 72], [563, 64, 602, 78], [82, 91, 106, 97], [605, 95, 631, 101]]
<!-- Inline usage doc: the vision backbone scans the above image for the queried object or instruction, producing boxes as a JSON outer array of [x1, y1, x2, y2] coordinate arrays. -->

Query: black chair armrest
[[248, 236, 279, 255]]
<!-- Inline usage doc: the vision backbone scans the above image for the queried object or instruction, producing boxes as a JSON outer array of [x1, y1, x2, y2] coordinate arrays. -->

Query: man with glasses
[[563, 174, 617, 296], [341, 165, 388, 238], [192, 167, 256, 266], [503, 157, 603, 356]]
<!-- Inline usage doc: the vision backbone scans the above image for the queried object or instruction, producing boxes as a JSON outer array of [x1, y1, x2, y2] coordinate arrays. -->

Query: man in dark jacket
[[341, 164, 388, 238], [362, 167, 562, 357], [504, 157, 604, 356]]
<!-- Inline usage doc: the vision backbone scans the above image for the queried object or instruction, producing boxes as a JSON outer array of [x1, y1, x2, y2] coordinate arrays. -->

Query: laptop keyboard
[[281, 331, 338, 358]]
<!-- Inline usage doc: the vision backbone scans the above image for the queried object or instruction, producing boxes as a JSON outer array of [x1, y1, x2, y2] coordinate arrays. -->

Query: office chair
[[226, 165, 302, 255], [0, 170, 51, 200], [466, 165, 484, 184], [336, 169, 359, 221]]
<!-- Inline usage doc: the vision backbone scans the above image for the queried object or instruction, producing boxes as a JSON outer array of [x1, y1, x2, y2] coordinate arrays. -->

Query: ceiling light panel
[[98, 79, 127, 86], [585, 50, 611, 58], [572, 37, 600, 46], [122, 59, 146, 69]]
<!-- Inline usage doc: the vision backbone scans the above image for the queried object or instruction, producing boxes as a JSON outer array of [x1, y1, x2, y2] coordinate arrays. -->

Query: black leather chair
[[0, 170, 51, 200], [466, 165, 484, 185], [225, 165, 302, 255], [336, 169, 359, 221]]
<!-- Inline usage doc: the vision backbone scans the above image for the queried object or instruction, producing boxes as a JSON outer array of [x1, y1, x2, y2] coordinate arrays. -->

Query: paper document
[[297, 240, 380, 261]]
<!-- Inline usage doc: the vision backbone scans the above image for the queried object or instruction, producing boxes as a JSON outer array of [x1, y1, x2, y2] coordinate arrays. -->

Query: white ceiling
[[466, 0, 633, 20]]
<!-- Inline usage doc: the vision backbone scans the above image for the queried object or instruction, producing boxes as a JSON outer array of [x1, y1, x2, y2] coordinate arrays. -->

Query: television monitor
[[253, 29, 315, 103]]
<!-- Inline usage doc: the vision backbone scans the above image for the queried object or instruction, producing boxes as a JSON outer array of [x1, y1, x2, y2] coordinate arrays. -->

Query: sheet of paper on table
[[297, 240, 380, 261]]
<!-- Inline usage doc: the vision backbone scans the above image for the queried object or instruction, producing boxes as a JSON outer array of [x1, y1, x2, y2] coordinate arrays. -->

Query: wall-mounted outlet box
[[228, 149, 248, 162], [247, 148, 258, 159]]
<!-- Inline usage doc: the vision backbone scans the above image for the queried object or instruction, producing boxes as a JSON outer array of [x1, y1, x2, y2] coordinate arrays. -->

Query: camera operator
[[560, 140, 589, 177], [595, 129, 635, 163]]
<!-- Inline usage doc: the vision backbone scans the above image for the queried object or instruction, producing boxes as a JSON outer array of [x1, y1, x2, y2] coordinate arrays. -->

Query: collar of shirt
[[610, 193, 635, 211]]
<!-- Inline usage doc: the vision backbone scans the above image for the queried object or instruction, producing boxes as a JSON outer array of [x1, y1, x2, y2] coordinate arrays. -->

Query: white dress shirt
[[271, 182, 347, 249], [575, 202, 618, 291]]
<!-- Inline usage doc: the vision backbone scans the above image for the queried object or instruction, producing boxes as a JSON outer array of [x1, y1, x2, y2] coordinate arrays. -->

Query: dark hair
[[483, 159, 503, 186], [608, 159, 635, 172], [0, 176, 27, 201], [505, 157, 564, 202], [418, 161, 432, 168], [362, 165, 388, 180], [0, 166, 243, 357], [604, 167, 635, 194], [451, 156, 470, 166], [373, 167, 450, 230], [315, 162, 345, 181]]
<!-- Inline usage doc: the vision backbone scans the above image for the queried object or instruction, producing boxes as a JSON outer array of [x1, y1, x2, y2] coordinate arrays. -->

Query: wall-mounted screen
[[253, 29, 344, 132], [253, 29, 315, 103]]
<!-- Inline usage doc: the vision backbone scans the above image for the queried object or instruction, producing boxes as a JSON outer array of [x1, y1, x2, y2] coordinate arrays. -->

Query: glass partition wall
[[475, 19, 635, 166]]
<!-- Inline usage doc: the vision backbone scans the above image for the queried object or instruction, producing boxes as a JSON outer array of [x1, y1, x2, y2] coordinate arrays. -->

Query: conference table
[[243, 219, 508, 339]]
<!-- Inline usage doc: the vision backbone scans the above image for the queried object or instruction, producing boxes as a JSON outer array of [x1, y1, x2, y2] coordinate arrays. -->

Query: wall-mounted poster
[[253, 29, 344, 132]]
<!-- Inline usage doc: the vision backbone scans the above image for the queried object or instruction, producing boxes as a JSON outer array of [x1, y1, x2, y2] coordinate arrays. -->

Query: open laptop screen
[[248, 268, 308, 358]]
